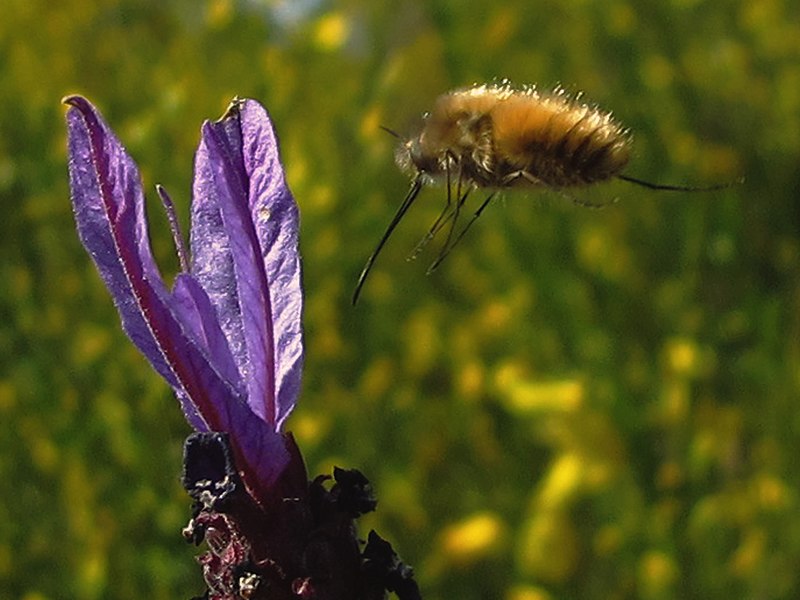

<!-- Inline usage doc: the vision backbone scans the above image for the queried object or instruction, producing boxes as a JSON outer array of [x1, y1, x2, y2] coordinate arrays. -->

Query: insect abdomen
[[492, 94, 631, 188]]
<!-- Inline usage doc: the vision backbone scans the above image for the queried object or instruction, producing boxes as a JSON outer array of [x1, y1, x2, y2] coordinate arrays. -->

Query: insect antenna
[[618, 173, 742, 192], [379, 125, 402, 139], [352, 176, 425, 305]]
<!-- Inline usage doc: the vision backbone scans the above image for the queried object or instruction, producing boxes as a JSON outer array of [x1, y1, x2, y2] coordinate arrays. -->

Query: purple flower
[[64, 96, 420, 600], [65, 95, 302, 506]]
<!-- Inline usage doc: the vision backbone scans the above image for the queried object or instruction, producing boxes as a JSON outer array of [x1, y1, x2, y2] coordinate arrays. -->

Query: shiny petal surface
[[239, 100, 303, 430], [65, 96, 290, 500], [191, 100, 303, 429]]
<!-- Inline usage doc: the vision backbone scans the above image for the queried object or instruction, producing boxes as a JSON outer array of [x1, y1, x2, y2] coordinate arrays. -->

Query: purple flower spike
[[64, 96, 302, 506], [65, 96, 420, 600]]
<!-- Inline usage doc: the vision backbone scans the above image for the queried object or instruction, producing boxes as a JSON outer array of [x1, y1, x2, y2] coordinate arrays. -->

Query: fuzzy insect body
[[352, 83, 737, 305], [400, 84, 631, 189]]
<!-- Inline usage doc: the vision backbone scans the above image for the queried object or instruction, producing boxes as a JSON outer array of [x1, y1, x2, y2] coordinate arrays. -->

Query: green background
[[1, 0, 798, 598]]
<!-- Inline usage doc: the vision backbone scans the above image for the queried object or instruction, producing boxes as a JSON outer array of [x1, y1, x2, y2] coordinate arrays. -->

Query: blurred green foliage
[[1, 0, 799, 598]]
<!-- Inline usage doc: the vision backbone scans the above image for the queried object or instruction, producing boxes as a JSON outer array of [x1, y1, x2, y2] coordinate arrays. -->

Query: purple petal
[[192, 118, 276, 426], [171, 273, 242, 390], [239, 100, 303, 430], [65, 96, 290, 501], [65, 95, 180, 388], [191, 99, 303, 429]]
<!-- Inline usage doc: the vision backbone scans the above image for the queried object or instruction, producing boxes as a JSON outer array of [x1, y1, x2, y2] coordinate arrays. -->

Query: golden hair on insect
[[352, 82, 739, 305]]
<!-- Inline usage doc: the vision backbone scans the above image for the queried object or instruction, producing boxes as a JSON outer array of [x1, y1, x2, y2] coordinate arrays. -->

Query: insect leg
[[407, 203, 452, 261], [352, 176, 425, 305], [617, 173, 742, 192], [407, 154, 456, 261], [427, 162, 468, 274], [427, 191, 496, 273]]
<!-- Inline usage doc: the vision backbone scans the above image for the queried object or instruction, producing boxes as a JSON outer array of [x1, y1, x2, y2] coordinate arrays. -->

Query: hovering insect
[[352, 82, 736, 305]]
